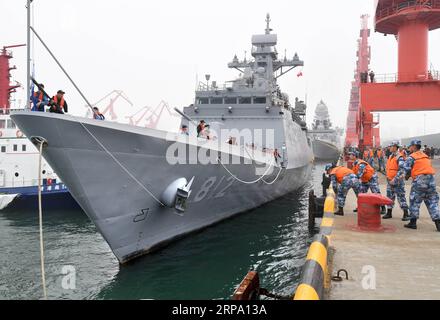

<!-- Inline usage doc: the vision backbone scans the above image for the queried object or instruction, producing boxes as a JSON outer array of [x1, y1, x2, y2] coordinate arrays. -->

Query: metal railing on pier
[[367, 71, 440, 83]]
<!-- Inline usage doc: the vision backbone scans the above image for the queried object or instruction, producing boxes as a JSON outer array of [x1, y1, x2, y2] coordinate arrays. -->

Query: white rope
[[262, 166, 284, 185], [78, 122, 165, 206], [244, 146, 285, 185], [37, 142, 47, 300], [217, 147, 277, 184]]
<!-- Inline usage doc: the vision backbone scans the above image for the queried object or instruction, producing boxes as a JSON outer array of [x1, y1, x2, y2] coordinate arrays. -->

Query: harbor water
[[0, 162, 327, 300]]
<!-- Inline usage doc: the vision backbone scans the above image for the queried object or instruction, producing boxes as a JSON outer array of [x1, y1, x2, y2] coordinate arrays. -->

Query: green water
[[0, 163, 327, 300]]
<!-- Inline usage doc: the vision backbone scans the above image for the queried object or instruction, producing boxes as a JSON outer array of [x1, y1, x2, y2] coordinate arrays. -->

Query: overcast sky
[[2, 0, 440, 140]]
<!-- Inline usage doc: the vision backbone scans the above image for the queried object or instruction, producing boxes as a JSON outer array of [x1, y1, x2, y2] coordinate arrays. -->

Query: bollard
[[358, 194, 393, 231]]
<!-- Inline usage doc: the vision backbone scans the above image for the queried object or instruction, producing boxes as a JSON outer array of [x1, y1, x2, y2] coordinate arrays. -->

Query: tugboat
[[12, 15, 313, 263], [308, 100, 341, 162], [0, 45, 79, 211]]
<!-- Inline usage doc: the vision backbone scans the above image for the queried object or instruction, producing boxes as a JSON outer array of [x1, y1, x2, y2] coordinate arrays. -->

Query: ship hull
[[11, 111, 312, 263], [312, 139, 340, 162]]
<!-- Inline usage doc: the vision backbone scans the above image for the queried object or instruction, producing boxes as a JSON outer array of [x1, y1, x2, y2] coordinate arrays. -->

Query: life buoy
[[16, 130, 24, 138]]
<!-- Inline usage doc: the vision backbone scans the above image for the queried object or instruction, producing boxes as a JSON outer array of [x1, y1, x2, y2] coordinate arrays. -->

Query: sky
[[1, 0, 440, 140]]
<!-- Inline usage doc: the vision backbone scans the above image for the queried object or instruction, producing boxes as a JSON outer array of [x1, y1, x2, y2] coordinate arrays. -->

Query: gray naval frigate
[[12, 15, 314, 264], [308, 100, 341, 162]]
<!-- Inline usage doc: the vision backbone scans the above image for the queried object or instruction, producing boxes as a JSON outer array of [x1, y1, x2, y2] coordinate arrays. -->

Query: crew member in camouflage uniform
[[326, 164, 360, 216], [350, 152, 386, 214], [402, 140, 440, 231], [383, 141, 409, 221]]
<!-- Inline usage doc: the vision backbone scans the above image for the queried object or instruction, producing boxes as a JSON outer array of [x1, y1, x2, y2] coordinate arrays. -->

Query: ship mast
[[26, 0, 31, 109]]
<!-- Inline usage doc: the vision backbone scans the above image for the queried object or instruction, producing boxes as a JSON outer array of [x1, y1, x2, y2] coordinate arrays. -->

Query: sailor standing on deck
[[49, 90, 68, 114], [383, 141, 410, 221], [326, 163, 360, 216], [351, 153, 386, 214], [402, 140, 440, 231], [31, 84, 49, 112]]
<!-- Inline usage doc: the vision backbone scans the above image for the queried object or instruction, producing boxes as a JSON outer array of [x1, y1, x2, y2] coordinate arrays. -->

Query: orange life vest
[[353, 160, 375, 183], [330, 166, 354, 184], [369, 150, 374, 158], [52, 96, 65, 111], [34, 91, 43, 101], [377, 150, 383, 158], [410, 151, 435, 179], [386, 151, 405, 180]]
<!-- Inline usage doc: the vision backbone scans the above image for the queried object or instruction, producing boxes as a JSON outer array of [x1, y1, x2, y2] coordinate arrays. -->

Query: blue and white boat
[[0, 110, 80, 211]]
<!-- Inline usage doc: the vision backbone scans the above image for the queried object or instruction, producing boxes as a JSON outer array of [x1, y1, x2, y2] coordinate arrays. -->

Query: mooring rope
[[244, 146, 285, 185], [37, 141, 47, 300], [77, 121, 165, 207], [217, 147, 277, 185]]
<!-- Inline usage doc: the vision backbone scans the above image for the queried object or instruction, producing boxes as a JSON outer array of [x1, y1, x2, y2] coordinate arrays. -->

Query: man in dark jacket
[[49, 90, 68, 114]]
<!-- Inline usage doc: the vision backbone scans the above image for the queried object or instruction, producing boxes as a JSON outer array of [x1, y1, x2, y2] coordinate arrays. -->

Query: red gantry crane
[[359, 0, 440, 148], [345, 15, 381, 148], [89, 90, 133, 121], [0, 45, 25, 109], [345, 15, 372, 147], [126, 100, 179, 129]]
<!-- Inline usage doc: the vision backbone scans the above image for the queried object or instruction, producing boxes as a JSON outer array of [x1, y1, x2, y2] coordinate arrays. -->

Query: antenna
[[265, 13, 272, 34]]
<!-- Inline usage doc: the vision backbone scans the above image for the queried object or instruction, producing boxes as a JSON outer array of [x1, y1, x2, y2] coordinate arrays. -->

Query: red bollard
[[357, 194, 393, 231]]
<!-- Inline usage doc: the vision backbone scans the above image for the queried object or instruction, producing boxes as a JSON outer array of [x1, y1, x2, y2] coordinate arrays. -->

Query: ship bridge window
[[239, 97, 252, 104], [225, 97, 237, 105], [197, 98, 209, 105], [1, 146, 5, 153], [13, 144, 17, 152], [210, 97, 223, 104], [22, 145, 27, 152], [0, 120, 5, 129], [254, 97, 267, 104], [7, 120, 16, 129]]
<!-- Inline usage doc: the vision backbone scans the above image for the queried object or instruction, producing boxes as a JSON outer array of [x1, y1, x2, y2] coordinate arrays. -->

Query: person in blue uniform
[[326, 163, 360, 216], [350, 152, 386, 214], [402, 140, 440, 231], [383, 141, 409, 221]]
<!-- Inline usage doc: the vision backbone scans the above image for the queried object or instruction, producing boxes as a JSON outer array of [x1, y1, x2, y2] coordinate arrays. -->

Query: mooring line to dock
[[78, 122, 166, 207], [37, 140, 47, 300], [217, 155, 277, 185], [294, 188, 336, 300]]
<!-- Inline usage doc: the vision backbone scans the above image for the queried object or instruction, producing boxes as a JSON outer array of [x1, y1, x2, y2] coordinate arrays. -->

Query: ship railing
[[197, 82, 233, 92], [367, 71, 440, 83], [376, 1, 440, 21]]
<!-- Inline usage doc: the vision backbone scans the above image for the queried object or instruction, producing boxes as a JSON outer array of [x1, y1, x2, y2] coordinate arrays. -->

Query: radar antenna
[[265, 13, 272, 34]]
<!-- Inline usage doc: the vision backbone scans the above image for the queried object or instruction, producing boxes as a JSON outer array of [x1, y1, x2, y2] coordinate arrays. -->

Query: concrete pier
[[328, 159, 440, 300]]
